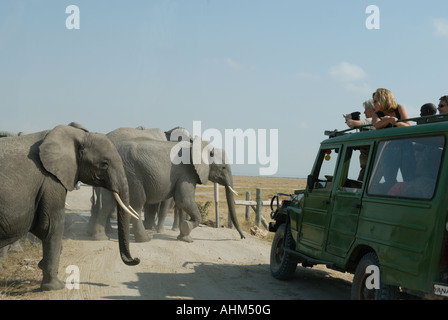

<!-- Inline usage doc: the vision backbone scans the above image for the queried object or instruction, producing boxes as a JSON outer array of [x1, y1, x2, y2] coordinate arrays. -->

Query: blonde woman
[[372, 88, 410, 129]]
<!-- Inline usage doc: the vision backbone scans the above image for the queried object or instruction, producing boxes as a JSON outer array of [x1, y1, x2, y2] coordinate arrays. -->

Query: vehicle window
[[314, 148, 339, 190], [340, 146, 370, 193], [367, 136, 444, 199]]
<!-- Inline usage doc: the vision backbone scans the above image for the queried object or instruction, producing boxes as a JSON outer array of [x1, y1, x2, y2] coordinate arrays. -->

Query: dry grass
[[0, 239, 42, 299]]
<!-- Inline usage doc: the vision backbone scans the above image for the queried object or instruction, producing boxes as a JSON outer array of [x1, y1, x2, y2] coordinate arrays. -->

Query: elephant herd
[[0, 123, 244, 291]]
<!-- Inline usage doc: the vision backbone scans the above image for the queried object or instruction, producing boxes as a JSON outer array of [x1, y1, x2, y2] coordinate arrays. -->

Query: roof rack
[[324, 113, 448, 138], [409, 113, 448, 125], [324, 125, 374, 138]]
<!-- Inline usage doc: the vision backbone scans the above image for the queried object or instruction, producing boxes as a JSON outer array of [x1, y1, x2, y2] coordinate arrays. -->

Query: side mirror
[[307, 174, 315, 192]]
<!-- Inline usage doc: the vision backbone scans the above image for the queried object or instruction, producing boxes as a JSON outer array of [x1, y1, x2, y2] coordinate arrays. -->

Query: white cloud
[[433, 18, 448, 37], [329, 61, 368, 82], [223, 58, 242, 70], [210, 57, 243, 70]]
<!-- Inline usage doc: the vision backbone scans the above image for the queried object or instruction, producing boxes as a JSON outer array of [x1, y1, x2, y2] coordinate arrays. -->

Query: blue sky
[[1, 1, 447, 177]]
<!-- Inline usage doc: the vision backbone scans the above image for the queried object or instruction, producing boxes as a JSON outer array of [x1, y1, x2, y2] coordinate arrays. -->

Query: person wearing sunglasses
[[371, 88, 411, 129], [438, 96, 448, 114]]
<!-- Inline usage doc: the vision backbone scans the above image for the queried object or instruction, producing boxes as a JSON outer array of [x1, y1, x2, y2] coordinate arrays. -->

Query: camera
[[350, 112, 361, 120]]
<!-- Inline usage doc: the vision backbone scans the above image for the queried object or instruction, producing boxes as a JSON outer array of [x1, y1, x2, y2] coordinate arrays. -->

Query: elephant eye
[[99, 160, 109, 170]]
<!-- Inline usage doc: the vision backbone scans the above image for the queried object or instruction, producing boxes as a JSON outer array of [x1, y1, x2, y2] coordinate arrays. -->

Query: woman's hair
[[440, 95, 448, 104], [374, 88, 398, 112], [363, 98, 375, 111]]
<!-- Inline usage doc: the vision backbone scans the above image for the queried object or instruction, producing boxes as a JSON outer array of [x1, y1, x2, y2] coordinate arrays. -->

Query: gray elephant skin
[[89, 126, 189, 236], [0, 124, 139, 291], [90, 127, 245, 243]]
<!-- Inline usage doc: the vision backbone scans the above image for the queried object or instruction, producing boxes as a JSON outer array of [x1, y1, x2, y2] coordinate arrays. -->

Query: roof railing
[[324, 113, 448, 138]]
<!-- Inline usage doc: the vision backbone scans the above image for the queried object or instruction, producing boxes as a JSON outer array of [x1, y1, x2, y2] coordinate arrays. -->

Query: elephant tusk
[[113, 192, 140, 220], [228, 185, 239, 196], [128, 205, 140, 219]]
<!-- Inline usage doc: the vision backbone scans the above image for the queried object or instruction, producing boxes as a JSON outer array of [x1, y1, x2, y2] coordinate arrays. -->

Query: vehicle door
[[299, 146, 341, 257], [326, 144, 372, 258]]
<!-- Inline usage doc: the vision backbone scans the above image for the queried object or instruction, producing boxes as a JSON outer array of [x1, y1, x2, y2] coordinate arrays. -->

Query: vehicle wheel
[[351, 252, 400, 300], [270, 223, 300, 280]]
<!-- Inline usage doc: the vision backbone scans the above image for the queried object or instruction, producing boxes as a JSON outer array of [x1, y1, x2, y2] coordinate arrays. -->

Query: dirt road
[[1, 185, 353, 300]]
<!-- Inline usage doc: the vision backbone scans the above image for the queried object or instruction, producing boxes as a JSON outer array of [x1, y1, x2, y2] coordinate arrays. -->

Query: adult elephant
[[93, 127, 245, 243], [0, 124, 140, 291], [88, 126, 169, 241]]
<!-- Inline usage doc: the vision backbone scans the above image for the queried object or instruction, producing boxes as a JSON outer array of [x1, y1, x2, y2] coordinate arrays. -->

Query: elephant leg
[[129, 198, 151, 242], [174, 183, 201, 243], [39, 229, 64, 291], [157, 198, 175, 233], [132, 216, 152, 243], [87, 187, 101, 236], [105, 209, 115, 234], [172, 206, 185, 231], [32, 188, 66, 291], [91, 190, 114, 241], [143, 203, 159, 230]]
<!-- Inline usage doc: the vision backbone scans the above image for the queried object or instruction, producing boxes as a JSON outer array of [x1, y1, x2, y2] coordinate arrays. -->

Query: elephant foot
[[38, 260, 65, 290], [133, 220, 152, 242], [41, 278, 65, 291], [177, 221, 195, 242], [134, 231, 152, 243], [91, 232, 109, 241], [105, 224, 114, 234], [143, 221, 155, 230], [180, 220, 193, 234], [177, 234, 194, 243], [171, 227, 179, 232], [156, 225, 166, 233]]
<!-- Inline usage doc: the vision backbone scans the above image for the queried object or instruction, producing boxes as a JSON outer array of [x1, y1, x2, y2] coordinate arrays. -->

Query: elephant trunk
[[225, 185, 245, 239], [115, 186, 140, 266]]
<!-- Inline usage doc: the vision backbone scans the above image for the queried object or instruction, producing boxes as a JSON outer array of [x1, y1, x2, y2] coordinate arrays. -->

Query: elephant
[[89, 126, 192, 238], [91, 127, 245, 243], [88, 126, 169, 241], [0, 131, 26, 138], [0, 124, 140, 291]]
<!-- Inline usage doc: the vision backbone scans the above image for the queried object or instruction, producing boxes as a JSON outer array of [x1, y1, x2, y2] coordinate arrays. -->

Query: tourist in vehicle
[[343, 98, 375, 129], [343, 99, 375, 181], [438, 95, 448, 114], [371, 88, 411, 129], [420, 103, 437, 116]]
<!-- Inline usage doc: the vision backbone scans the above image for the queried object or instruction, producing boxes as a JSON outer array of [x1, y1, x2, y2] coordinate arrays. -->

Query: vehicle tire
[[270, 223, 300, 280], [351, 252, 400, 300]]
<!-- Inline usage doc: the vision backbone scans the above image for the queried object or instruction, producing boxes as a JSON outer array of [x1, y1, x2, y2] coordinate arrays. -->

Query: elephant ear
[[67, 122, 89, 132], [39, 125, 85, 191], [192, 136, 210, 185]]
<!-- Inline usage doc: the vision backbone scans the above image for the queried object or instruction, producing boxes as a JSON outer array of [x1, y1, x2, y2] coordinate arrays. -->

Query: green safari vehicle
[[269, 114, 448, 299]]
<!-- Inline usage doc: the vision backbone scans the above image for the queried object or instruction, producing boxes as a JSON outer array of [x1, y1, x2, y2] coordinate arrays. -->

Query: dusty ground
[[0, 176, 354, 300]]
